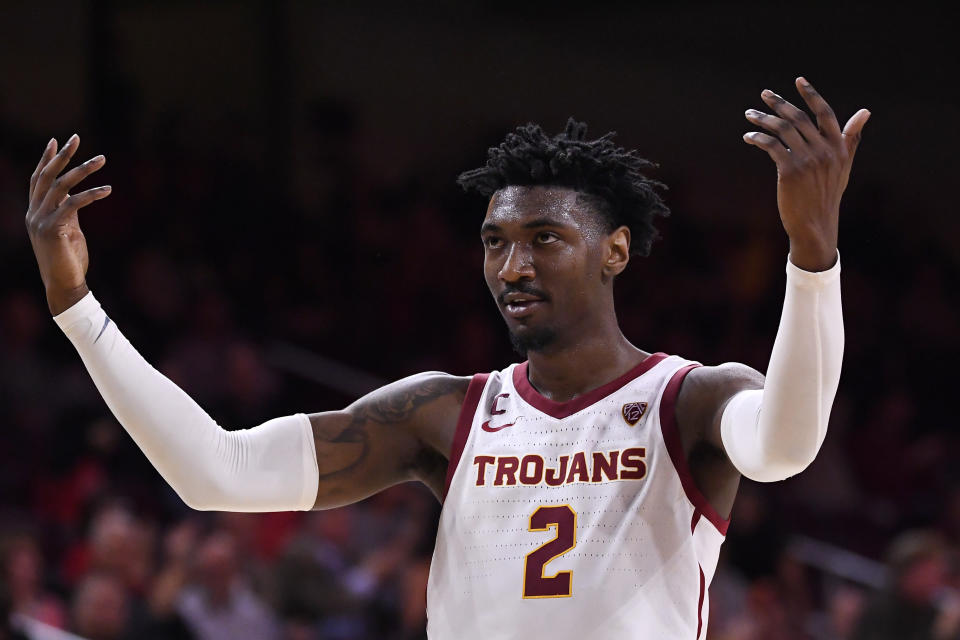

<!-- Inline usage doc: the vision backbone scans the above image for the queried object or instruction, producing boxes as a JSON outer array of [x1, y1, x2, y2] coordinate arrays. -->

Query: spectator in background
[[133, 520, 197, 640], [0, 534, 66, 630], [1, 577, 30, 640], [852, 530, 960, 640], [176, 530, 280, 640], [87, 505, 153, 598], [826, 585, 867, 640], [70, 572, 128, 640], [717, 577, 812, 640]]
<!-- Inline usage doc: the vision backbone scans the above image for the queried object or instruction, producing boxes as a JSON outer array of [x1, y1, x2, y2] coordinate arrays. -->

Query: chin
[[508, 325, 557, 356]]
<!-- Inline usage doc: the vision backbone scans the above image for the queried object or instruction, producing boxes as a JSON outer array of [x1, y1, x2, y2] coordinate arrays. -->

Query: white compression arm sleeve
[[720, 252, 843, 483], [53, 291, 319, 512]]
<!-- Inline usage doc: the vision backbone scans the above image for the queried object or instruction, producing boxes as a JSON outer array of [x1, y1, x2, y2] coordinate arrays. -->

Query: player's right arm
[[25, 135, 469, 512], [306, 373, 469, 509]]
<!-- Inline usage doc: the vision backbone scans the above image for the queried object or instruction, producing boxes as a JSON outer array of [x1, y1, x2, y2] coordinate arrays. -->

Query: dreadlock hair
[[457, 117, 671, 257]]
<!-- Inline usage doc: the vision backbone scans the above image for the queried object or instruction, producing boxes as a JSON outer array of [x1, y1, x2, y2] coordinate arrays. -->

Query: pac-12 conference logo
[[621, 402, 647, 426]]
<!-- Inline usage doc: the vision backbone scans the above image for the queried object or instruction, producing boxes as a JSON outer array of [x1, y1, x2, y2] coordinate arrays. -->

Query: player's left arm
[[684, 78, 870, 483]]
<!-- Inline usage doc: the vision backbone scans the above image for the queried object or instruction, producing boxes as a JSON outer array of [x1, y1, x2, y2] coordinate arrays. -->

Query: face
[[900, 554, 948, 604], [480, 185, 629, 354], [73, 574, 128, 639]]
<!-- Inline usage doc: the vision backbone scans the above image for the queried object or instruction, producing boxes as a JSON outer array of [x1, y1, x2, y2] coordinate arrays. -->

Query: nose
[[498, 242, 535, 283]]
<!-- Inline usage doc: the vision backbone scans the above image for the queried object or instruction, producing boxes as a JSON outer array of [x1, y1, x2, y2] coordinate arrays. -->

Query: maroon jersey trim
[[512, 352, 669, 420], [443, 373, 490, 500], [660, 363, 731, 536], [696, 565, 706, 638], [691, 509, 707, 638]]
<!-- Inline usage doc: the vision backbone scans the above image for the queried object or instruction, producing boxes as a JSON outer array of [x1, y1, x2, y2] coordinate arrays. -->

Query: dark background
[[1, 2, 958, 639]]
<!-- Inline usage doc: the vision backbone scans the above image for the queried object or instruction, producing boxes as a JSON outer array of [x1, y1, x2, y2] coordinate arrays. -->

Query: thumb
[[842, 108, 871, 153]]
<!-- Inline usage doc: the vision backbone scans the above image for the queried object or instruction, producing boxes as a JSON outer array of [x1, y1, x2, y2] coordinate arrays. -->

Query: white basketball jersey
[[427, 353, 729, 639]]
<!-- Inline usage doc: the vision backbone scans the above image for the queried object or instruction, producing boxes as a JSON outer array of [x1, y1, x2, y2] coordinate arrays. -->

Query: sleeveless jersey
[[426, 353, 730, 639]]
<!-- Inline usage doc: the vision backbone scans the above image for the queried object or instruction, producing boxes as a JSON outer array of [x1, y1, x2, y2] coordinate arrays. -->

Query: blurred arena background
[[1, 2, 958, 639]]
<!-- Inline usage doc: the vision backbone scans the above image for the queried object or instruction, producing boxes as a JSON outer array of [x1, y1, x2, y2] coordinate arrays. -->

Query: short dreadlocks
[[457, 118, 670, 257]]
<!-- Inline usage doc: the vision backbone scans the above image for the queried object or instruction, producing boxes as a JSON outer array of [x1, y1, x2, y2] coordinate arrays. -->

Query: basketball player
[[25, 77, 868, 638]]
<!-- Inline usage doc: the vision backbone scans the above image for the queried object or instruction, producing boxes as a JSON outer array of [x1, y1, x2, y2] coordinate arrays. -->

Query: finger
[[841, 108, 871, 154], [33, 133, 80, 210], [744, 109, 806, 152], [29, 139, 57, 207], [41, 154, 106, 212], [58, 185, 112, 214], [760, 89, 821, 146], [795, 77, 842, 141], [743, 131, 790, 166]]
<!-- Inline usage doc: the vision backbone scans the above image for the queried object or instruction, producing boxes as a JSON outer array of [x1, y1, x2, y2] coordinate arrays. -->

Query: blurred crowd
[[1, 93, 958, 640]]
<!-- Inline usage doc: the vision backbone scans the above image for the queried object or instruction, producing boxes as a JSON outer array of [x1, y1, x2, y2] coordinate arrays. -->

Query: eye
[[536, 232, 559, 245], [483, 236, 503, 249]]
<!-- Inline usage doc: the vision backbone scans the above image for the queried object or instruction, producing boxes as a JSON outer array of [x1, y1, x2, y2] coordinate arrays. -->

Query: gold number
[[523, 504, 577, 598]]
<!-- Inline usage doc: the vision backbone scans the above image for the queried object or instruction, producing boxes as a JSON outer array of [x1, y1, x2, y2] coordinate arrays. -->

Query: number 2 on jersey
[[523, 505, 577, 598]]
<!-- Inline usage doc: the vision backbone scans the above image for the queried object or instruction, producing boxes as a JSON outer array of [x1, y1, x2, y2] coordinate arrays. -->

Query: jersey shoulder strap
[[443, 372, 491, 499]]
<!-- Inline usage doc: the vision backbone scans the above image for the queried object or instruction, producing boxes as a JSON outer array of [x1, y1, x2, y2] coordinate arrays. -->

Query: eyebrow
[[480, 216, 568, 234]]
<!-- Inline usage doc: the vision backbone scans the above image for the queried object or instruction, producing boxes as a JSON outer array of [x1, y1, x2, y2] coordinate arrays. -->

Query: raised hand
[[24, 134, 112, 314], [743, 77, 870, 271]]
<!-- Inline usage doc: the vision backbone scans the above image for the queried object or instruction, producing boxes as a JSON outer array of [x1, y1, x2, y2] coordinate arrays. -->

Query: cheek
[[546, 255, 592, 301], [483, 255, 499, 290], [563, 247, 601, 284]]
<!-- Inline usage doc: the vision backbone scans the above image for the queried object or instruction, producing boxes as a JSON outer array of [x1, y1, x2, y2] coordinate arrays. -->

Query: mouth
[[501, 293, 547, 319]]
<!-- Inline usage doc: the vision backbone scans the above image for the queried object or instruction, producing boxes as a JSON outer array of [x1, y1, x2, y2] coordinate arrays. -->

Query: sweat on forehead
[[485, 185, 612, 231]]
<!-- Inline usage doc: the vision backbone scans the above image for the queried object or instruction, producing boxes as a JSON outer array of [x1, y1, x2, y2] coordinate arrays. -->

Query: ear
[[602, 225, 631, 280]]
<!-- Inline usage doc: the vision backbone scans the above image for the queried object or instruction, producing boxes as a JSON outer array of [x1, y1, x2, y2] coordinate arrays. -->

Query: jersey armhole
[[660, 364, 731, 536], [442, 373, 490, 501]]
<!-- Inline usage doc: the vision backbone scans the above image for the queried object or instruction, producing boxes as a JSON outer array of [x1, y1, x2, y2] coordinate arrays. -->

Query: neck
[[525, 312, 647, 403]]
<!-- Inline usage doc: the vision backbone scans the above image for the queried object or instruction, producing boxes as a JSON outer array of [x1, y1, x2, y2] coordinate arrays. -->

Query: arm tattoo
[[352, 375, 465, 424], [315, 418, 369, 481], [314, 375, 464, 481]]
